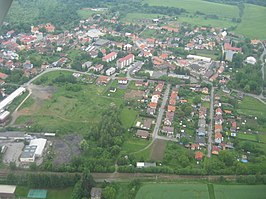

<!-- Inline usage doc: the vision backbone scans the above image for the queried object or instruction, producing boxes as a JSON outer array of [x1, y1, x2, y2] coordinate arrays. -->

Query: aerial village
[[0, 9, 265, 170]]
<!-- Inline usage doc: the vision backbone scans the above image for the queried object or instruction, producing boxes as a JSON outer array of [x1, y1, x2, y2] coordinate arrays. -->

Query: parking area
[[2, 142, 24, 166]]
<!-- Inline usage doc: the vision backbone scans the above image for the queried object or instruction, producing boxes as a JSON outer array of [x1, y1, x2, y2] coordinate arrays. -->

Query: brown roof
[[136, 130, 150, 138], [168, 105, 176, 112]]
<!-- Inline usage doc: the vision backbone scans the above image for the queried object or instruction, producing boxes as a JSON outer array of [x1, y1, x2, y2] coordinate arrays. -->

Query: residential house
[[191, 143, 199, 150], [136, 130, 150, 139], [216, 108, 223, 115], [147, 107, 156, 115], [135, 80, 143, 87], [215, 132, 223, 144], [118, 77, 128, 85], [212, 146, 220, 155], [92, 64, 104, 72], [167, 105, 176, 112], [195, 136, 206, 146], [195, 151, 203, 161], [143, 118, 153, 130], [96, 76, 110, 85], [149, 102, 157, 109], [106, 67, 116, 76], [215, 124, 223, 133], [162, 126, 174, 135]]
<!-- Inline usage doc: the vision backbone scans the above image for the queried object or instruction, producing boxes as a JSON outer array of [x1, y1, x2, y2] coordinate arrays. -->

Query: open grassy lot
[[214, 185, 266, 199], [15, 71, 138, 134], [144, 0, 239, 18], [235, 4, 266, 39], [136, 183, 210, 199], [15, 186, 73, 199], [77, 9, 101, 19], [237, 97, 266, 118], [122, 12, 165, 23]]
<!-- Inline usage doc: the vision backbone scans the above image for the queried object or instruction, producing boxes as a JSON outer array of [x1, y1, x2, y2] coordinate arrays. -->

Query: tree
[[193, 96, 201, 105], [103, 186, 116, 199], [98, 51, 104, 58]]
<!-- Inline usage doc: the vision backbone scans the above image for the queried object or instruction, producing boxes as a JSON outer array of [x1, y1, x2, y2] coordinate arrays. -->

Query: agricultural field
[[135, 183, 210, 199], [177, 16, 236, 29], [144, 0, 239, 18], [214, 185, 266, 199], [135, 183, 266, 199], [235, 4, 266, 40], [15, 187, 73, 199]]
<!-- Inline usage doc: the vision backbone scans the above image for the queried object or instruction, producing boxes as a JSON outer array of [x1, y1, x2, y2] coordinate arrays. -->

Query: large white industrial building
[[20, 138, 47, 163], [0, 87, 26, 111]]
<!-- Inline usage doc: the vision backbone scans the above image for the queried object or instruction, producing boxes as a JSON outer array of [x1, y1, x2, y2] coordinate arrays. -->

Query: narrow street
[[260, 41, 266, 97], [153, 84, 171, 140], [207, 86, 214, 158]]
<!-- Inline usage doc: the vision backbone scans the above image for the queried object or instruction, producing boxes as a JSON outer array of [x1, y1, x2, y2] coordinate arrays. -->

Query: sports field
[[235, 4, 266, 39]]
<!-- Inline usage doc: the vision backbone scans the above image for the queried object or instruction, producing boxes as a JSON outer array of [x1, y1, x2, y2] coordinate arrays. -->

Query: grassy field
[[120, 107, 138, 129], [235, 4, 266, 39], [15, 186, 73, 199], [177, 16, 236, 28], [237, 97, 266, 118], [15, 72, 138, 134], [122, 13, 165, 22], [144, 0, 239, 18], [136, 183, 210, 199], [135, 183, 266, 199], [215, 185, 266, 199], [77, 9, 103, 19]]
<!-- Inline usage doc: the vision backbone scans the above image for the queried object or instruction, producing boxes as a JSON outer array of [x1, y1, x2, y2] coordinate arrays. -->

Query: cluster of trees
[[71, 171, 96, 199], [52, 74, 77, 84], [6, 172, 80, 188]]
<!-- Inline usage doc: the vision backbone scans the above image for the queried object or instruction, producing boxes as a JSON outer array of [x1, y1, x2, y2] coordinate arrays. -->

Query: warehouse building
[[0, 185, 16, 198], [0, 87, 26, 111], [20, 138, 47, 163], [0, 111, 10, 123]]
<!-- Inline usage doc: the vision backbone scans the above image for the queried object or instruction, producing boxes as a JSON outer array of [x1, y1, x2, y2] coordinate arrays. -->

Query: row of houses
[[161, 89, 179, 137]]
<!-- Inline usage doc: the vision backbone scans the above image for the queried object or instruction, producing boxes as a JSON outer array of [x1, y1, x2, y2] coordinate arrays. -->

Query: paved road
[[207, 86, 214, 158], [153, 84, 171, 140], [260, 42, 266, 96]]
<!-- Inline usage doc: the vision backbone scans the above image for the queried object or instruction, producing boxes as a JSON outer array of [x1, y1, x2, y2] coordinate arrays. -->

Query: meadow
[[237, 96, 266, 118], [15, 71, 137, 134], [235, 4, 266, 40], [214, 185, 266, 199], [135, 183, 210, 199], [144, 0, 239, 18], [135, 183, 266, 199]]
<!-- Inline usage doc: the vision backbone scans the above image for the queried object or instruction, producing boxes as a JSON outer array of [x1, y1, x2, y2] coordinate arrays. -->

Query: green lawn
[[122, 137, 151, 154], [238, 132, 258, 141], [235, 4, 266, 39], [215, 185, 266, 199], [136, 183, 210, 199], [237, 97, 266, 118], [120, 107, 138, 129], [15, 186, 73, 199], [144, 0, 239, 18]]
